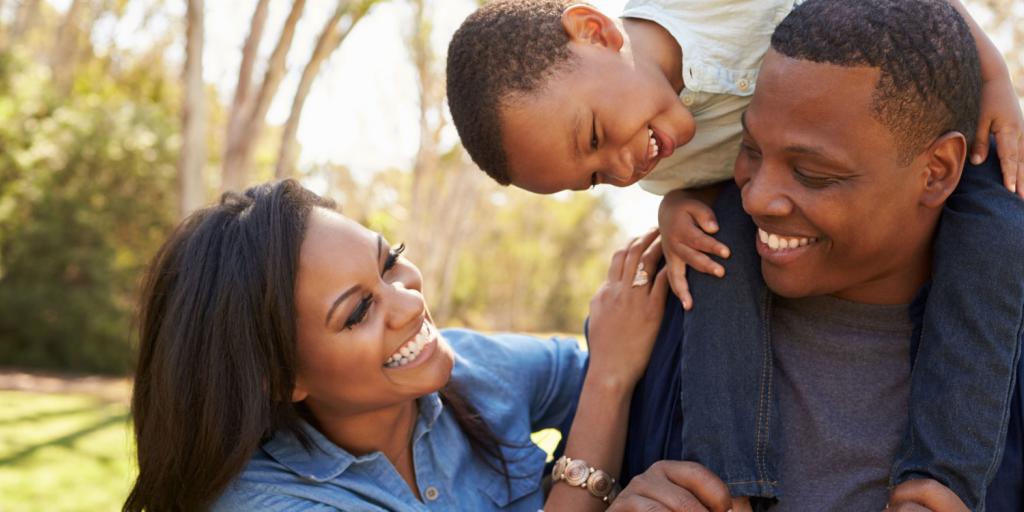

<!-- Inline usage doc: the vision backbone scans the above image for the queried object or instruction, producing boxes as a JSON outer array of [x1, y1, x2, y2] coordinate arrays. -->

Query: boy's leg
[[892, 146, 1024, 510], [679, 183, 779, 498]]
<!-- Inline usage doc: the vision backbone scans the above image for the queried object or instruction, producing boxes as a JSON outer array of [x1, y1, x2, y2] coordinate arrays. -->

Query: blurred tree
[[222, 0, 305, 192], [0, 49, 178, 374], [276, 0, 378, 179], [179, 0, 205, 217]]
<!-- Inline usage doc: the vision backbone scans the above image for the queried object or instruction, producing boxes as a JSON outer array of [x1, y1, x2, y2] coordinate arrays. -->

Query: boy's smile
[[498, 7, 696, 194]]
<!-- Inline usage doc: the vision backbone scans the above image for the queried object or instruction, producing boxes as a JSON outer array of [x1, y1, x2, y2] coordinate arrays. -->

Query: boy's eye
[[589, 173, 598, 189], [590, 115, 599, 150]]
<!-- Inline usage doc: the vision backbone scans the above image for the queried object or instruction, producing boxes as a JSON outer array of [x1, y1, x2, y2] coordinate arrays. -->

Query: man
[[610, 1, 1024, 510]]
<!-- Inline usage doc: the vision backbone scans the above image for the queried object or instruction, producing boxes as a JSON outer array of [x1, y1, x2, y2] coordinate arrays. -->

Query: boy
[[447, 0, 1024, 508]]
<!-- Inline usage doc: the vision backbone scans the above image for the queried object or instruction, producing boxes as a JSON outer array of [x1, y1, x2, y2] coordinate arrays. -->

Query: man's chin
[[762, 265, 816, 299]]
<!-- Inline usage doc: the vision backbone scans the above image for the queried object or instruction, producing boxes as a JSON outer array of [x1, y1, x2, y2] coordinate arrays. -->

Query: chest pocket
[[479, 442, 548, 508]]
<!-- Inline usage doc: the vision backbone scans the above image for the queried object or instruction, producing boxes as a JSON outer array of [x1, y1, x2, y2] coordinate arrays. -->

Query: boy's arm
[[658, 183, 731, 309], [947, 0, 1024, 197]]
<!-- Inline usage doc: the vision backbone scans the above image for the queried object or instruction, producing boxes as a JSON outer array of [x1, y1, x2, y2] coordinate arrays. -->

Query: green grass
[[0, 390, 134, 512]]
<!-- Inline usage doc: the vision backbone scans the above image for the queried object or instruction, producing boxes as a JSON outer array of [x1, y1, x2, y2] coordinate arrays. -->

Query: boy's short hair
[[446, 0, 576, 185], [771, 0, 981, 164]]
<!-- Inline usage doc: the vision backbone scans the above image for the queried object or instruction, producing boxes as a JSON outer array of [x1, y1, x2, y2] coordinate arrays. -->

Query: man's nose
[[741, 165, 794, 217]]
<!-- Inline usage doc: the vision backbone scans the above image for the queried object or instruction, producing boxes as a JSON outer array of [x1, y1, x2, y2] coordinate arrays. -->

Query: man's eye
[[740, 143, 761, 158], [794, 168, 837, 188], [590, 173, 598, 189], [344, 294, 373, 329], [591, 116, 599, 150]]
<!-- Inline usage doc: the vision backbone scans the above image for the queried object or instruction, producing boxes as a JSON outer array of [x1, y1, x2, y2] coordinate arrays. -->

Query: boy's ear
[[919, 131, 966, 208], [561, 4, 624, 50]]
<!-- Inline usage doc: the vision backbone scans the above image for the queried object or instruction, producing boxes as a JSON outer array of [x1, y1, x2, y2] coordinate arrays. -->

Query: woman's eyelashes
[[342, 243, 406, 330]]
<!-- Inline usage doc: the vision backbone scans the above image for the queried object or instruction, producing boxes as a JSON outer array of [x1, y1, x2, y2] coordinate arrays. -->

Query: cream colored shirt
[[621, 0, 799, 195]]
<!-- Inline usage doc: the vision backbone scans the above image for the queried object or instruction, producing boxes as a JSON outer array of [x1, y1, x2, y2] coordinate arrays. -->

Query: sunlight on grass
[[0, 391, 134, 512]]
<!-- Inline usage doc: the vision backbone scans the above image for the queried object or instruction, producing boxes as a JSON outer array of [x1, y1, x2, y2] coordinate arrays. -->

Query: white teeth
[[383, 321, 434, 368], [647, 128, 660, 159], [758, 228, 817, 251]]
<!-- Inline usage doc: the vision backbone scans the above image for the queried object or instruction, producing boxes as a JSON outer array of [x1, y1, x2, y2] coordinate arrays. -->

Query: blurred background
[[0, 0, 1020, 510]]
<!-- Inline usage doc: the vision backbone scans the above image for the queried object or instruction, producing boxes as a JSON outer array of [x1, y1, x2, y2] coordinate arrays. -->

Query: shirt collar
[[262, 393, 446, 482]]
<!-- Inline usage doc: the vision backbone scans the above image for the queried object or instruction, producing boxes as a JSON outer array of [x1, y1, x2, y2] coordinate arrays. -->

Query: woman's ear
[[561, 4, 624, 50], [919, 131, 967, 208], [291, 378, 309, 402]]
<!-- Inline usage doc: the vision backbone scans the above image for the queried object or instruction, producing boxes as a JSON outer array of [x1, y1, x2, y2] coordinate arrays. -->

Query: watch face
[[587, 471, 613, 497], [552, 457, 568, 481], [564, 459, 591, 487]]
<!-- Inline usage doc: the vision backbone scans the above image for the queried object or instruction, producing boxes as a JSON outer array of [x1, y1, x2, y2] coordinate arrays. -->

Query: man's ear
[[919, 132, 967, 208], [561, 4, 624, 50]]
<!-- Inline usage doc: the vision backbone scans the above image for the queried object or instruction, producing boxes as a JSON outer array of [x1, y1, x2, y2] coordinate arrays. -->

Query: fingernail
[[971, 154, 983, 165], [714, 267, 725, 278], [720, 248, 731, 258], [708, 222, 718, 231]]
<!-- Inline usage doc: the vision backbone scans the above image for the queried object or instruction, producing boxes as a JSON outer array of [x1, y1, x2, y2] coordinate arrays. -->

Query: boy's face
[[499, 38, 695, 194], [736, 51, 940, 304]]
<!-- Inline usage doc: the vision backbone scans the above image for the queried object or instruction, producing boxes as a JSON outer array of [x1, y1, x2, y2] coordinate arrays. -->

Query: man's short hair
[[771, 0, 981, 164], [446, 0, 575, 185]]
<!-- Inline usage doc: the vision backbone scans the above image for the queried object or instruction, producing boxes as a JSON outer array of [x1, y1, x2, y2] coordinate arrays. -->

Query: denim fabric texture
[[623, 148, 1024, 511], [213, 329, 587, 512]]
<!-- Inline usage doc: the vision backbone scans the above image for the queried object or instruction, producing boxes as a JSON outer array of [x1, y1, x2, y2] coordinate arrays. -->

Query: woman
[[123, 180, 668, 511]]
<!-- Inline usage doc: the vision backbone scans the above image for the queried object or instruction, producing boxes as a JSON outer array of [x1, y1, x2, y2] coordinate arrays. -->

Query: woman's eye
[[383, 243, 405, 273], [344, 294, 373, 330]]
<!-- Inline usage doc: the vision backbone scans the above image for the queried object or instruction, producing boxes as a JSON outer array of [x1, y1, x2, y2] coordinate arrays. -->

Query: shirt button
[[737, 78, 751, 91], [681, 93, 695, 106], [424, 486, 439, 501]]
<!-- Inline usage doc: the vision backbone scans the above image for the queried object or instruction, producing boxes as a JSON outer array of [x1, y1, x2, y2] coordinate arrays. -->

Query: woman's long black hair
[[124, 180, 507, 511]]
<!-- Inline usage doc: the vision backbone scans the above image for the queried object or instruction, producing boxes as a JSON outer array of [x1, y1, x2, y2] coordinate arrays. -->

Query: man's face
[[736, 51, 934, 304], [499, 42, 696, 194]]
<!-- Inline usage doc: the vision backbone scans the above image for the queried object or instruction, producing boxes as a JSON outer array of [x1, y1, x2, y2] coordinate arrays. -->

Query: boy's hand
[[659, 192, 731, 310], [886, 479, 968, 512], [972, 73, 1024, 198]]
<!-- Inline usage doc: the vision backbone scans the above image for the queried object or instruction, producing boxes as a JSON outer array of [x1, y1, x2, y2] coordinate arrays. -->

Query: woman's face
[[290, 208, 454, 417]]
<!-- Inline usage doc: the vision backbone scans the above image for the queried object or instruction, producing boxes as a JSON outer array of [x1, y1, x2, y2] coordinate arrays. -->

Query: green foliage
[[448, 189, 621, 332], [0, 50, 178, 374]]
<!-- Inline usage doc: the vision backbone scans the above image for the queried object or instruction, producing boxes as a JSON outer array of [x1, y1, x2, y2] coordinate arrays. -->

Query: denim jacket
[[213, 329, 587, 511]]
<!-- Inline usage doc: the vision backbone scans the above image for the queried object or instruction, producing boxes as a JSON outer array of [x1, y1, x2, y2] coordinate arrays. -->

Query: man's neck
[[621, 17, 685, 93]]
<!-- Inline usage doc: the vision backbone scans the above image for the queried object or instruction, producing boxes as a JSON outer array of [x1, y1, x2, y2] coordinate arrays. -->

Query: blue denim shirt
[[213, 329, 587, 511]]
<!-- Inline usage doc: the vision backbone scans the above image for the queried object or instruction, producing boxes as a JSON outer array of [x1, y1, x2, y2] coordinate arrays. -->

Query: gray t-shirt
[[770, 294, 913, 511]]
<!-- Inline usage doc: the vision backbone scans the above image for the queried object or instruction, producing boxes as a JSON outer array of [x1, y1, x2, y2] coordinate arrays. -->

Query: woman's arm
[[544, 229, 670, 511]]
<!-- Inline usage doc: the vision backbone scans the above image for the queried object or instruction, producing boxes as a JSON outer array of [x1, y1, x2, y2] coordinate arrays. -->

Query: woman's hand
[[587, 228, 670, 387]]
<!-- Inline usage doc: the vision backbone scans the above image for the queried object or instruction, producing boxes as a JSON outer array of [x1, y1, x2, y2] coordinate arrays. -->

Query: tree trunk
[[10, 0, 42, 43], [222, 0, 306, 192], [275, 1, 374, 179], [179, 0, 206, 218], [223, 0, 269, 187], [50, 0, 87, 94]]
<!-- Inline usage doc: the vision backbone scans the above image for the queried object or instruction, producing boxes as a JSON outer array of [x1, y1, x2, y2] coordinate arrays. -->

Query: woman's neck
[[308, 398, 419, 460]]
